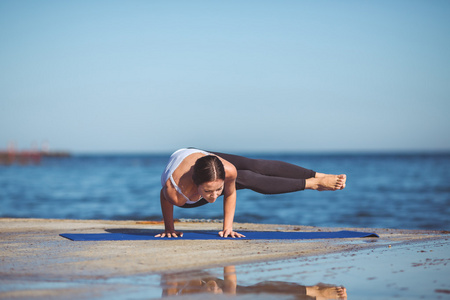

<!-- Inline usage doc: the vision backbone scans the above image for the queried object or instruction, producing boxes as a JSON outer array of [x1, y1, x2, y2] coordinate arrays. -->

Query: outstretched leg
[[211, 151, 316, 179], [211, 151, 346, 194], [235, 170, 307, 194]]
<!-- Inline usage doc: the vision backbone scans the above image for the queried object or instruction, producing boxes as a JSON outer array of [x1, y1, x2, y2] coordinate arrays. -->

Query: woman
[[157, 148, 346, 238], [161, 265, 347, 298]]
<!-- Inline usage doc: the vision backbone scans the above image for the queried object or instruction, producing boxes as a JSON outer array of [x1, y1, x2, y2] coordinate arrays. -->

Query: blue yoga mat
[[60, 230, 379, 241]]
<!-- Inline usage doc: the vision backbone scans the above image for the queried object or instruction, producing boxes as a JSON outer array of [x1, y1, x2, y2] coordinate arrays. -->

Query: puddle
[[0, 279, 81, 292], [2, 239, 449, 299], [100, 238, 449, 299]]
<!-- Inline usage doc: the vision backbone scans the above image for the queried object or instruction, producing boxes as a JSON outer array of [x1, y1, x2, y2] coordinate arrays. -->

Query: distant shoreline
[[0, 151, 70, 165]]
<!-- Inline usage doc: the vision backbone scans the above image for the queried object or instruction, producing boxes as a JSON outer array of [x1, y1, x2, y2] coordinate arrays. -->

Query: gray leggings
[[181, 151, 316, 208], [211, 151, 316, 194]]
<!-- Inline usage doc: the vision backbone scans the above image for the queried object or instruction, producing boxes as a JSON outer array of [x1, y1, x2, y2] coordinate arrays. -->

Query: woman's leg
[[211, 151, 316, 179], [210, 151, 315, 194], [211, 151, 346, 194], [236, 170, 307, 194]]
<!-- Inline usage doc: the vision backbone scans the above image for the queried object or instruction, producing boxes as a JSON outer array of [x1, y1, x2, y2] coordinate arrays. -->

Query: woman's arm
[[155, 188, 183, 238], [223, 265, 237, 294], [219, 164, 245, 238]]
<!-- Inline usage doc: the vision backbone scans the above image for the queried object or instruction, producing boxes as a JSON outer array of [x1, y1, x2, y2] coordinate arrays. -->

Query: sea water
[[1, 152, 449, 230]]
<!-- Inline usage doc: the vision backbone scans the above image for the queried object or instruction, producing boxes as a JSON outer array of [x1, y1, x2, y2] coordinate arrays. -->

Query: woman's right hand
[[154, 230, 183, 238]]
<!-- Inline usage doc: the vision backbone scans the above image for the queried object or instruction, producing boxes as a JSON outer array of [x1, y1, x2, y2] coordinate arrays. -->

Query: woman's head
[[192, 155, 225, 185], [192, 155, 225, 203]]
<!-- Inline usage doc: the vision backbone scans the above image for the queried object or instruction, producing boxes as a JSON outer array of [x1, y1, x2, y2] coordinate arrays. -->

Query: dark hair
[[192, 155, 225, 186]]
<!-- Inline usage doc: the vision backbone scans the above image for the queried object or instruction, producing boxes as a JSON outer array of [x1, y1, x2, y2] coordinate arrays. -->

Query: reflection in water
[[161, 266, 347, 299]]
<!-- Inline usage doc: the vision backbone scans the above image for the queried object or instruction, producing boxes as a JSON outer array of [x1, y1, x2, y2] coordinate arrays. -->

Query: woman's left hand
[[219, 229, 246, 238]]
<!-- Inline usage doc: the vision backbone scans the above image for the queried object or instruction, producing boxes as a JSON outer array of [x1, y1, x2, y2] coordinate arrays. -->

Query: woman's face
[[197, 179, 224, 203]]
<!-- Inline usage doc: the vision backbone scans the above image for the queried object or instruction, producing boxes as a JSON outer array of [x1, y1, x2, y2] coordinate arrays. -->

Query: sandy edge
[[1, 218, 449, 299], [1, 218, 447, 278]]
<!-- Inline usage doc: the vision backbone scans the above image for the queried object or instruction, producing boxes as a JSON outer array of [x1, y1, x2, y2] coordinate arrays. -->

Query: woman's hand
[[219, 229, 246, 238], [155, 230, 183, 238], [158, 189, 182, 238]]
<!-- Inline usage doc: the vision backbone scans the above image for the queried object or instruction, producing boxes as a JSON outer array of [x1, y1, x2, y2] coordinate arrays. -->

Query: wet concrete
[[105, 239, 449, 299], [1, 218, 449, 299]]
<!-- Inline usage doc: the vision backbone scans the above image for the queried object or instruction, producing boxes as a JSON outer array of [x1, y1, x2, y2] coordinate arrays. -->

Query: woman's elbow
[[171, 198, 186, 207], [161, 190, 185, 207]]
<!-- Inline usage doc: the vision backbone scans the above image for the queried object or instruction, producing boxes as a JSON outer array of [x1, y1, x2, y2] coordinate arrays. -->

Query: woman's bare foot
[[306, 283, 347, 299], [306, 174, 346, 191]]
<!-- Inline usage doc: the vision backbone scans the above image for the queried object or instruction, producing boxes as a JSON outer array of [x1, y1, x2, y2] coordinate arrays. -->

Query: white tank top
[[161, 148, 209, 204]]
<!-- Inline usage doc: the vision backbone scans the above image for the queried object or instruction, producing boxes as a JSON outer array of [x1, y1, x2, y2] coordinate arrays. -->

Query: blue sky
[[1, 0, 449, 153]]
